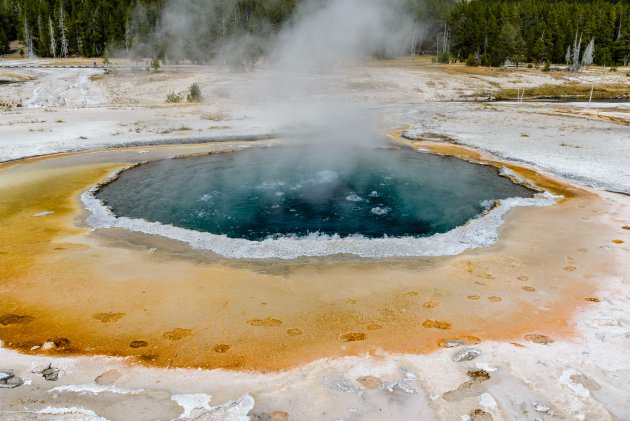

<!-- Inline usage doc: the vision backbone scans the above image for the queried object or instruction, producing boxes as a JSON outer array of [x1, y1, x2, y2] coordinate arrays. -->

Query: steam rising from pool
[[83, 146, 558, 259]]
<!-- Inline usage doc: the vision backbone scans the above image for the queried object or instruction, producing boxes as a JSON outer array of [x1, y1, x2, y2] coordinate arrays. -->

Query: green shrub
[[542, 59, 551, 72], [187, 83, 202, 102], [527, 63, 533, 68], [437, 51, 450, 64], [165, 92, 182, 103], [151, 57, 160, 72], [609, 66, 618, 72], [465, 53, 480, 67]]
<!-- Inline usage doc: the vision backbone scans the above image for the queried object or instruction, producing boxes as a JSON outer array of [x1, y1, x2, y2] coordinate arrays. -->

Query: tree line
[[0, 0, 628, 67], [447, 0, 630, 67], [0, 0, 135, 57]]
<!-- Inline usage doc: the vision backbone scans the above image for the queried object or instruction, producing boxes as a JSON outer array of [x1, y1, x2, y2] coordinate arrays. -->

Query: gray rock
[[41, 367, 56, 376], [532, 402, 553, 414], [0, 370, 14, 381], [453, 348, 481, 362], [32, 364, 60, 381], [0, 370, 23, 389], [43, 371, 59, 381]]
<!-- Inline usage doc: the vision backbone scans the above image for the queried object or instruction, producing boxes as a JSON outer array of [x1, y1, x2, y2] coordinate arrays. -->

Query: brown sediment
[[339, 332, 367, 342], [49, 337, 71, 348], [0, 140, 619, 372], [163, 328, 193, 341], [422, 319, 452, 329], [356, 375, 382, 389], [271, 411, 289, 421], [93, 313, 125, 323], [585, 297, 600, 303], [213, 344, 230, 353], [0, 314, 34, 325], [247, 317, 283, 327], [524, 334, 553, 344]]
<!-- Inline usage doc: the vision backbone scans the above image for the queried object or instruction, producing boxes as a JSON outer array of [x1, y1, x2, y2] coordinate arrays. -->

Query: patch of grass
[[160, 126, 193, 134], [165, 83, 203, 104], [201, 111, 228, 121], [441, 64, 504, 76], [165, 92, 183, 103], [493, 83, 630, 101], [369, 55, 435, 68]]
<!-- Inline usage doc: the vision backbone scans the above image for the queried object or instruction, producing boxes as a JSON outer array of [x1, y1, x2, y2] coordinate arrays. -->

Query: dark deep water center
[[96, 145, 534, 241]]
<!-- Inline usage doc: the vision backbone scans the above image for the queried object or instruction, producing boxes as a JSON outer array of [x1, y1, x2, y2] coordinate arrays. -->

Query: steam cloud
[[133, 0, 419, 169], [269, 0, 415, 72], [249, 0, 416, 149]]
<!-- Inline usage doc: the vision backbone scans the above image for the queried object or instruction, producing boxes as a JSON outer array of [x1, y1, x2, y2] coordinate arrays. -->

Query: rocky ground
[[0, 57, 629, 420]]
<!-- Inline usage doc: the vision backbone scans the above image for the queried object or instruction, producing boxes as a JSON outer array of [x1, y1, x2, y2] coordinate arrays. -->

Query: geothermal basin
[[0, 137, 615, 372]]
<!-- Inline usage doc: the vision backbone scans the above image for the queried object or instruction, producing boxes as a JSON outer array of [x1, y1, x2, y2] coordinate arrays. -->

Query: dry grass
[[494, 83, 630, 101], [0, 72, 35, 82], [441, 64, 505, 76], [160, 126, 193, 134], [369, 55, 435, 68], [201, 111, 228, 121]]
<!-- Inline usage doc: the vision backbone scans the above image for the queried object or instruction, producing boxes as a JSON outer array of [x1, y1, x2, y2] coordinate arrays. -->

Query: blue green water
[[96, 146, 534, 241]]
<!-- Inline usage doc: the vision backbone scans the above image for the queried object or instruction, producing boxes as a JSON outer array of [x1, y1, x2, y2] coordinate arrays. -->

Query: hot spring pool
[[89, 145, 545, 259]]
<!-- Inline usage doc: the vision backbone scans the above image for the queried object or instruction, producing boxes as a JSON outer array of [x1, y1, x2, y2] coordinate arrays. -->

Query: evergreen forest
[[0, 0, 628, 67]]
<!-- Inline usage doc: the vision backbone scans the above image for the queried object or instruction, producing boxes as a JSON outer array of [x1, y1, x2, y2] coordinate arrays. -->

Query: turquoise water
[[96, 146, 534, 240]]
